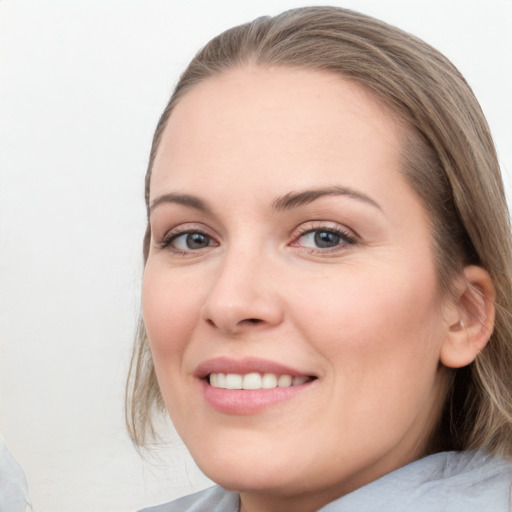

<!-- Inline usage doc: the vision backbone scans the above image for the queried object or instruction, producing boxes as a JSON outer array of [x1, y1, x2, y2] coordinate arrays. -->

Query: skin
[[142, 66, 473, 512]]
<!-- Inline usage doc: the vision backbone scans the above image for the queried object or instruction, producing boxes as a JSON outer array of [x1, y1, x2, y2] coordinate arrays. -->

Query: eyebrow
[[149, 186, 381, 215], [271, 186, 382, 211], [149, 193, 211, 214]]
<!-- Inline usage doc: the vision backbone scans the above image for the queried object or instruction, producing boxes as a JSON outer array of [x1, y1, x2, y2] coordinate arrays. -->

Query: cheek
[[291, 261, 444, 375], [286, 263, 447, 457], [141, 263, 211, 422], [141, 264, 203, 362]]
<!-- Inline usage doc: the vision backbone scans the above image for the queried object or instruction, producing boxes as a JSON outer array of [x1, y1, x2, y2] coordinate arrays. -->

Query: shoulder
[[320, 451, 512, 512], [422, 450, 512, 497], [137, 486, 239, 512], [413, 451, 512, 511]]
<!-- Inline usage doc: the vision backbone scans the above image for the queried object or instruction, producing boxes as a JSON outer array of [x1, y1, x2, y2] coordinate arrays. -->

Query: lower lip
[[200, 379, 315, 415]]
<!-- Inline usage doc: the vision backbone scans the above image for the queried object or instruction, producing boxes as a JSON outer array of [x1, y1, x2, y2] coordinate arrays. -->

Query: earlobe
[[440, 265, 496, 369]]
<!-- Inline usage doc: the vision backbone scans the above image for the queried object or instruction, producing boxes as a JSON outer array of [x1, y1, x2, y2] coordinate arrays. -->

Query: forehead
[[150, 66, 406, 198]]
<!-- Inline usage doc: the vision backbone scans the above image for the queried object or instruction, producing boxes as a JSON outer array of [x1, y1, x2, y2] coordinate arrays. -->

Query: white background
[[1, 1, 511, 511]]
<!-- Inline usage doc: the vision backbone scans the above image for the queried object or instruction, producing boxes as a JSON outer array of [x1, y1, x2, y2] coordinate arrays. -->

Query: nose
[[201, 247, 284, 335]]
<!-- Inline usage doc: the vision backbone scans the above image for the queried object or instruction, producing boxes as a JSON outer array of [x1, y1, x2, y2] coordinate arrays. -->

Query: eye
[[293, 226, 356, 251], [301, 230, 341, 248], [160, 230, 217, 253]]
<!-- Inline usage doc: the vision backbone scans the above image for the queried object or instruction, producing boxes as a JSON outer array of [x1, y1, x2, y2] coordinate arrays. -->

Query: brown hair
[[126, 6, 512, 456]]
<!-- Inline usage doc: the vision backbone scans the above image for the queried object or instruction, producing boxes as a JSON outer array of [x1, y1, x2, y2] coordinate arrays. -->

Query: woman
[[127, 6, 512, 511]]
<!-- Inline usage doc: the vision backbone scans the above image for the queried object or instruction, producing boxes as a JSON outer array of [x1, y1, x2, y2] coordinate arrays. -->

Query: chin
[[190, 442, 304, 493]]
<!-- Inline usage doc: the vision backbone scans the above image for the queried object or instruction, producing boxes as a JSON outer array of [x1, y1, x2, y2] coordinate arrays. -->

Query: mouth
[[208, 372, 315, 390], [195, 357, 318, 413]]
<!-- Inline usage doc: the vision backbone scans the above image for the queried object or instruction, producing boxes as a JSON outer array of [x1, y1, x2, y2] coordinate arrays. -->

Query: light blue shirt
[[139, 450, 512, 511], [0, 436, 32, 512]]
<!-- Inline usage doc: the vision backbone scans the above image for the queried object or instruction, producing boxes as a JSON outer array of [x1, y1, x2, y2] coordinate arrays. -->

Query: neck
[[239, 491, 337, 512]]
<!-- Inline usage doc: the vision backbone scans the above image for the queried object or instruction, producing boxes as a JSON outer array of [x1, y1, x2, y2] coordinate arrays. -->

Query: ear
[[440, 265, 496, 369]]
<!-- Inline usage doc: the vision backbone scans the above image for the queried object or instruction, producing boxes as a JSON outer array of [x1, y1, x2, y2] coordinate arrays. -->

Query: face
[[143, 67, 453, 510]]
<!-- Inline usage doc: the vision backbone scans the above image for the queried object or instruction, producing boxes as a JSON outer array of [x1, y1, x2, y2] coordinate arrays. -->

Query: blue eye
[[166, 231, 214, 251], [297, 228, 354, 250], [314, 231, 341, 248]]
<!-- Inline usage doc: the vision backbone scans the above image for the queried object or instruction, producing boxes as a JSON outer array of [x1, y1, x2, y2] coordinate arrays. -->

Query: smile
[[196, 357, 318, 414], [208, 372, 313, 389]]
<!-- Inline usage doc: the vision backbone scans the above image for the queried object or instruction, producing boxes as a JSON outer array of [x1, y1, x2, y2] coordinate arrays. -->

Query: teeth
[[209, 372, 310, 390], [292, 376, 308, 386], [262, 373, 277, 389], [210, 373, 219, 387], [225, 373, 243, 389], [242, 372, 262, 390], [277, 375, 292, 387]]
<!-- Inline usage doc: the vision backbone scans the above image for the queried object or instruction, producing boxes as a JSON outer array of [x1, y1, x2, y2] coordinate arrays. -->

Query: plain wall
[[1, 1, 511, 511]]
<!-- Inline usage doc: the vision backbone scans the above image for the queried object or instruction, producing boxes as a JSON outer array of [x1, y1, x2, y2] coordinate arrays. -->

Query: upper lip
[[194, 356, 315, 379]]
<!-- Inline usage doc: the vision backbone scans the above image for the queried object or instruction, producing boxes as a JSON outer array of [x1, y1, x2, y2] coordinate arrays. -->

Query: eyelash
[[292, 225, 357, 253], [156, 224, 357, 255], [158, 227, 217, 255]]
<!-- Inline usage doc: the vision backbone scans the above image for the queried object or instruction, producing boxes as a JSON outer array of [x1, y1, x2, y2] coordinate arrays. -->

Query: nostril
[[204, 317, 262, 328]]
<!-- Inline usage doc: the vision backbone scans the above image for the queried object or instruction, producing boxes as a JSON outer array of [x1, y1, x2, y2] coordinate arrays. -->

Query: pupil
[[314, 231, 340, 248], [186, 233, 209, 249]]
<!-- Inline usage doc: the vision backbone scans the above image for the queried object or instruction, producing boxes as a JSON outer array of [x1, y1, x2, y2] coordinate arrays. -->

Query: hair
[[126, 6, 512, 457]]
